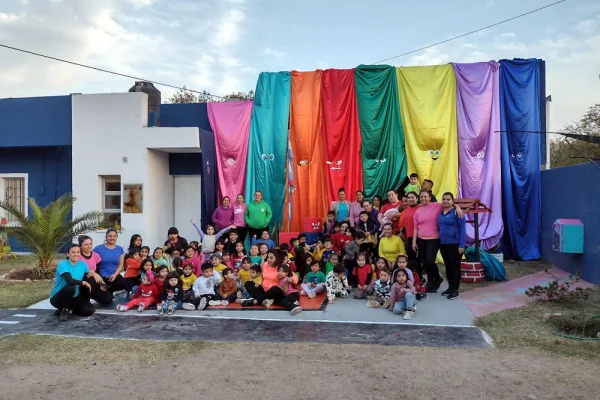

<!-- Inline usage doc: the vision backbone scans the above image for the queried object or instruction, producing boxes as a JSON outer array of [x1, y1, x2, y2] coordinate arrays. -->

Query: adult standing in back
[[378, 189, 403, 234], [232, 194, 247, 243], [93, 229, 126, 302], [212, 196, 234, 232], [348, 190, 365, 228], [412, 191, 462, 293], [245, 191, 272, 240], [438, 192, 466, 300], [400, 192, 420, 262], [330, 188, 351, 223]]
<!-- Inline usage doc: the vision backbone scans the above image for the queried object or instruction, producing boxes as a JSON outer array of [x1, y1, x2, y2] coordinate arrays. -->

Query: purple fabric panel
[[453, 61, 503, 249]]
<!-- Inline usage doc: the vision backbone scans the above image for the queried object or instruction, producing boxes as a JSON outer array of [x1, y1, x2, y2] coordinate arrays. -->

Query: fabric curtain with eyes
[[499, 59, 542, 260], [354, 65, 407, 201], [453, 61, 503, 250], [321, 69, 363, 205], [396, 64, 459, 199], [285, 70, 328, 232], [207, 101, 253, 201], [244, 72, 291, 229]]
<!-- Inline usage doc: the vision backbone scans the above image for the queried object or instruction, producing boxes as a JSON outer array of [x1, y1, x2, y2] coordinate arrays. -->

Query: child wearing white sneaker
[[367, 268, 392, 308], [301, 260, 326, 298], [389, 269, 417, 320], [326, 263, 350, 304], [218, 268, 237, 304], [117, 271, 157, 313], [182, 263, 223, 310], [159, 272, 183, 316]]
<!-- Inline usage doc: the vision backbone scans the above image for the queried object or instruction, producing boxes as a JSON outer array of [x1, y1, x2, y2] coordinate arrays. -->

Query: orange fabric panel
[[286, 70, 328, 233]]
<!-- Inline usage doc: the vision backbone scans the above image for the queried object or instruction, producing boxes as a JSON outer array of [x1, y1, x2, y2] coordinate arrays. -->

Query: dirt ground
[[2, 342, 599, 400]]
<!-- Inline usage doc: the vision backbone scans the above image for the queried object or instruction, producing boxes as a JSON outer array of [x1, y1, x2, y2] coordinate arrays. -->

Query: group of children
[[116, 210, 425, 319]]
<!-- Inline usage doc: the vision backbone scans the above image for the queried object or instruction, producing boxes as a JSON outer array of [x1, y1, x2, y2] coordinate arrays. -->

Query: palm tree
[[0, 194, 109, 273]]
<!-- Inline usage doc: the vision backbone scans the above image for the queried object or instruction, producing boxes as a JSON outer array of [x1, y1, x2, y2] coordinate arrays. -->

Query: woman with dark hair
[[400, 192, 420, 262], [438, 192, 466, 300], [50, 244, 99, 321], [93, 229, 126, 301], [412, 190, 463, 293], [378, 223, 405, 264], [372, 195, 383, 211], [212, 196, 234, 232], [348, 190, 365, 228], [330, 188, 351, 223], [241, 249, 301, 315], [232, 194, 247, 242], [245, 191, 272, 240]]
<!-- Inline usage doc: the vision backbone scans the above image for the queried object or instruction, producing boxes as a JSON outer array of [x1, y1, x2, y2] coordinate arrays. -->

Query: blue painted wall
[[541, 162, 600, 284], [0, 147, 72, 252], [0, 96, 72, 147]]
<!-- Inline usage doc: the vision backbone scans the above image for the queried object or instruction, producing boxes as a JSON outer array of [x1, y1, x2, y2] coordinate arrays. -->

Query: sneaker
[[137, 304, 145, 312], [199, 297, 208, 310], [236, 290, 243, 299], [262, 299, 274, 308], [241, 299, 254, 307], [220, 300, 229, 306], [59, 308, 69, 321], [447, 291, 460, 300], [367, 299, 381, 308], [116, 305, 127, 312], [300, 290, 306, 296], [167, 304, 175, 315], [307, 291, 316, 299], [235, 298, 244, 304], [441, 288, 452, 296], [182, 302, 196, 311], [208, 300, 221, 306], [159, 308, 164, 316], [381, 299, 390, 309], [290, 306, 302, 315], [416, 292, 427, 301], [403, 310, 414, 320]]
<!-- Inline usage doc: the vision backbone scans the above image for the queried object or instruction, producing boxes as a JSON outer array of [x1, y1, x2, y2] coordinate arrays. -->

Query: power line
[[0, 43, 226, 99], [371, 0, 568, 65]]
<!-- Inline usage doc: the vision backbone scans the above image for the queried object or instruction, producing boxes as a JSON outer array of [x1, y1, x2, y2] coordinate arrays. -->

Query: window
[[0, 174, 27, 225], [101, 176, 121, 226]]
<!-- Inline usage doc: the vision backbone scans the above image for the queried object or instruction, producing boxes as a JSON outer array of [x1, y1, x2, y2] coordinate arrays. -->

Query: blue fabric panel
[[499, 59, 542, 260], [538, 59, 547, 166], [200, 129, 218, 230]]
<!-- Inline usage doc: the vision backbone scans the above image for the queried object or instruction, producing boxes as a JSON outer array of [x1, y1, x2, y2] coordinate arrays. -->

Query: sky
[[0, 0, 599, 130]]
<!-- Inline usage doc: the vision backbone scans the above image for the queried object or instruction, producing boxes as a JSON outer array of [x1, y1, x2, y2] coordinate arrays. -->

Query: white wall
[[173, 176, 202, 243], [72, 92, 199, 248]]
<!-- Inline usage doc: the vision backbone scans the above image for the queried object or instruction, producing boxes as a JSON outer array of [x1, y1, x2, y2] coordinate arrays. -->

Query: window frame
[[101, 175, 122, 225], [0, 173, 28, 227]]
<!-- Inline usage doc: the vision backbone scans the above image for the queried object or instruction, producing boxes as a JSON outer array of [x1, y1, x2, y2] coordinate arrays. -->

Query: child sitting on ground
[[151, 247, 169, 269], [218, 268, 237, 305], [252, 230, 275, 249], [159, 272, 183, 316], [248, 244, 262, 265], [277, 264, 303, 315], [321, 238, 334, 268], [392, 254, 414, 283], [190, 218, 231, 255], [352, 252, 373, 299], [182, 245, 202, 276], [183, 263, 223, 310], [323, 210, 336, 236], [225, 229, 240, 255], [372, 257, 390, 281], [231, 241, 246, 271], [124, 248, 142, 294], [140, 246, 150, 260], [389, 269, 417, 320], [180, 264, 197, 304], [311, 239, 325, 262], [168, 249, 182, 271], [367, 268, 392, 308], [326, 252, 339, 275], [301, 260, 326, 298], [237, 257, 253, 288], [326, 263, 350, 304], [258, 244, 269, 263], [236, 263, 262, 302], [172, 258, 183, 276], [213, 240, 225, 258], [117, 271, 157, 313], [153, 265, 169, 305], [407, 260, 427, 300], [210, 254, 227, 278]]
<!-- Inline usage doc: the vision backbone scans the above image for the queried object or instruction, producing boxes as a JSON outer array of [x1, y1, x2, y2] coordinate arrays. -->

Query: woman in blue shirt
[[437, 192, 466, 300], [50, 244, 101, 321], [93, 229, 126, 303], [330, 188, 351, 223]]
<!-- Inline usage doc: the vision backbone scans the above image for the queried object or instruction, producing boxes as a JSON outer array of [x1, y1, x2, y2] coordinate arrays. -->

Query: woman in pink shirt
[[241, 249, 300, 314], [78, 235, 102, 272], [231, 194, 247, 243], [412, 190, 462, 293]]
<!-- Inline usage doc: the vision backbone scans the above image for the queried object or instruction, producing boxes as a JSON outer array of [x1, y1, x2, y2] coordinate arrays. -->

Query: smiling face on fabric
[[429, 149, 441, 160]]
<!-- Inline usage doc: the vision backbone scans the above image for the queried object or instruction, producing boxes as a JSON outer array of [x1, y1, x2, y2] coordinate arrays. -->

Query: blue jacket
[[437, 209, 466, 248]]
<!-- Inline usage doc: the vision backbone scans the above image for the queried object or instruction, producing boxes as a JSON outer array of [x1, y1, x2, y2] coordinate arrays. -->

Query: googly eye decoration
[[268, 154, 275, 161], [380, 158, 387, 163], [476, 152, 484, 159], [336, 160, 343, 165], [299, 160, 309, 166], [226, 157, 235, 166], [511, 153, 516, 158], [261, 154, 267, 161], [516, 152, 523, 160]]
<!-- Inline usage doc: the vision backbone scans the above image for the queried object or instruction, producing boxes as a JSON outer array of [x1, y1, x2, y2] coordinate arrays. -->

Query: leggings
[[244, 282, 294, 309], [440, 243, 462, 292], [88, 275, 126, 305], [124, 296, 155, 310], [417, 238, 441, 285], [405, 238, 418, 263], [50, 285, 95, 316]]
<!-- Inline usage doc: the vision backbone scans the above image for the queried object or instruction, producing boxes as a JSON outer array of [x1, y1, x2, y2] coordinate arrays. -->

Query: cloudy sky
[[0, 0, 598, 130]]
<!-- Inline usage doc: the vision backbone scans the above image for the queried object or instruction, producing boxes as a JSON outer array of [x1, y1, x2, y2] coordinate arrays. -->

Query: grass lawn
[[476, 287, 600, 362], [0, 254, 39, 275], [0, 281, 53, 309], [438, 259, 551, 292], [0, 334, 212, 365]]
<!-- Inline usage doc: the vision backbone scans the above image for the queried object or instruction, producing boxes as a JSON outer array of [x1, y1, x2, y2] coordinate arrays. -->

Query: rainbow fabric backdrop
[[205, 58, 545, 261]]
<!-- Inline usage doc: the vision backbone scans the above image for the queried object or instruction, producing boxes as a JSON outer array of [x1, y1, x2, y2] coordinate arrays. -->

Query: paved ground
[[461, 267, 596, 317], [0, 309, 489, 348]]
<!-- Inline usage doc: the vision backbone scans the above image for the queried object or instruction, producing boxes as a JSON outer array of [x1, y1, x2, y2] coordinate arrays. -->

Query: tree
[[550, 104, 600, 168], [0, 194, 110, 275], [166, 86, 254, 103]]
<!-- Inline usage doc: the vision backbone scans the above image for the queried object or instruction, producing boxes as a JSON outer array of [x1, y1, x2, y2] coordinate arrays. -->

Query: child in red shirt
[[352, 253, 373, 299], [124, 248, 142, 294], [117, 271, 157, 312]]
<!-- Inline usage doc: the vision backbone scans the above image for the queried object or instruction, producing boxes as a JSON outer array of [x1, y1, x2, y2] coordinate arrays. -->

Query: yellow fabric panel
[[396, 65, 459, 198]]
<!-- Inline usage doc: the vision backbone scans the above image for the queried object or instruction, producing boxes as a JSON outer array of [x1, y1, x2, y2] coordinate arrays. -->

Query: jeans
[[440, 243, 462, 292], [162, 299, 182, 311], [300, 283, 325, 296], [417, 238, 441, 285], [392, 293, 416, 314]]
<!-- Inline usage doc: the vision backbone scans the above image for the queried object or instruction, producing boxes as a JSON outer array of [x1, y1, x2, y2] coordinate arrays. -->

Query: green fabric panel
[[354, 65, 407, 200]]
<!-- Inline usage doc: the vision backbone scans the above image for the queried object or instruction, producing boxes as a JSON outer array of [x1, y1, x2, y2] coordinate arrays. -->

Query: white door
[[174, 176, 202, 243]]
